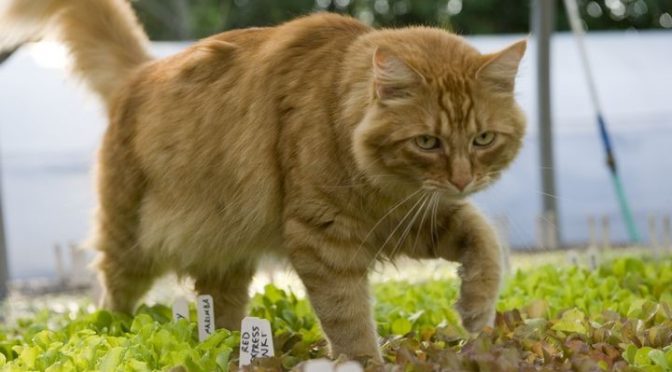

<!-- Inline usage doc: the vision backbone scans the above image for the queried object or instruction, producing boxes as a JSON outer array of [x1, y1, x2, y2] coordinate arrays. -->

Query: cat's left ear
[[476, 39, 527, 93], [372, 47, 421, 101]]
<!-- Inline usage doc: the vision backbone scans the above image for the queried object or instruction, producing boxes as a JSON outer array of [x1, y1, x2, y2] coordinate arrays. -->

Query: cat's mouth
[[421, 180, 487, 199], [422, 181, 469, 198]]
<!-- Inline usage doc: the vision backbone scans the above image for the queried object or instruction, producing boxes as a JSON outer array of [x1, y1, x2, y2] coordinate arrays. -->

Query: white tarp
[[0, 31, 670, 277]]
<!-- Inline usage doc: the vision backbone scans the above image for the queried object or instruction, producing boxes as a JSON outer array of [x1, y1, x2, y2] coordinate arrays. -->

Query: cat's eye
[[414, 135, 441, 150], [473, 132, 496, 147]]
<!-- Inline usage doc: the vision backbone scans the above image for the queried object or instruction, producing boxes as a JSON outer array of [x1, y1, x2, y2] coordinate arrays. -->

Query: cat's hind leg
[[96, 237, 158, 313], [193, 259, 257, 331], [94, 123, 158, 314]]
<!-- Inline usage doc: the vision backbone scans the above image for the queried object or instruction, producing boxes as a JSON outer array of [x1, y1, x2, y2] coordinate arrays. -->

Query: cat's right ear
[[476, 39, 527, 94], [372, 47, 420, 101]]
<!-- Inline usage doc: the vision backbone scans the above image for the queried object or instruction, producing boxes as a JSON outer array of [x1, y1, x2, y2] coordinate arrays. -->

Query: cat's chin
[[422, 179, 494, 201], [421, 184, 485, 203], [436, 191, 471, 203]]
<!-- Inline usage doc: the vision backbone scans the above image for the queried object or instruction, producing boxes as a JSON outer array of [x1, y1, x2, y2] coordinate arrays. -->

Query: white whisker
[[372, 193, 427, 262], [534, 189, 575, 203], [349, 189, 423, 266], [389, 194, 429, 259], [410, 192, 434, 255]]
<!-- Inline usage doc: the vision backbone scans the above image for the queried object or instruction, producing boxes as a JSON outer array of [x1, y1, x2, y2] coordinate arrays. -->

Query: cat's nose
[[449, 175, 473, 192], [450, 157, 473, 192]]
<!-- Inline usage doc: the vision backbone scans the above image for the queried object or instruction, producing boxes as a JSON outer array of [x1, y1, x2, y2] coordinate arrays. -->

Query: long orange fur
[[0, 0, 527, 361]]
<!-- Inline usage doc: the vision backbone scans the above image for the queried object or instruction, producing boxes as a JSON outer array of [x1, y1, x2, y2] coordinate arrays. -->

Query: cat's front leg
[[436, 203, 502, 333], [285, 219, 382, 363]]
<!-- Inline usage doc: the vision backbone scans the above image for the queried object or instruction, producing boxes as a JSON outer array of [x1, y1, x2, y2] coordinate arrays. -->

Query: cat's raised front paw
[[455, 297, 496, 333]]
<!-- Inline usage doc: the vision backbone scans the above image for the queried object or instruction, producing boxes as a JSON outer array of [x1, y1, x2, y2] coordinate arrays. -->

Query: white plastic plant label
[[196, 294, 215, 341], [239, 316, 274, 367], [335, 361, 364, 372], [587, 246, 600, 271], [302, 358, 335, 371], [566, 250, 579, 266], [300, 359, 363, 372], [172, 296, 190, 322]]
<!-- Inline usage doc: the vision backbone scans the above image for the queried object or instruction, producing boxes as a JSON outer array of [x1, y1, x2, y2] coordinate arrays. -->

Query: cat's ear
[[476, 39, 527, 93], [372, 47, 421, 101]]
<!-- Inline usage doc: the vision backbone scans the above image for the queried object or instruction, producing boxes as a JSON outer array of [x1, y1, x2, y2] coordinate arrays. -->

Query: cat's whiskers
[[534, 189, 574, 203], [467, 173, 496, 193], [538, 212, 559, 230], [354, 192, 428, 288], [430, 192, 440, 256], [410, 192, 436, 255], [370, 193, 428, 263], [347, 188, 423, 267], [388, 193, 430, 259]]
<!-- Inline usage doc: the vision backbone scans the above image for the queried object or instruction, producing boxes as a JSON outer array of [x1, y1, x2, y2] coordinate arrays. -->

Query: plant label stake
[[495, 215, 511, 277], [601, 215, 611, 251], [567, 250, 579, 266], [239, 317, 274, 367], [196, 294, 215, 341], [335, 361, 364, 372], [663, 215, 672, 253], [588, 216, 597, 247], [54, 244, 66, 286], [300, 359, 364, 372], [302, 359, 334, 372], [172, 296, 190, 322], [648, 214, 661, 258], [587, 246, 599, 271]]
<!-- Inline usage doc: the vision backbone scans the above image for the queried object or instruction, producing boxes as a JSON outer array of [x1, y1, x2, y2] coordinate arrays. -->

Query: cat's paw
[[455, 296, 496, 333]]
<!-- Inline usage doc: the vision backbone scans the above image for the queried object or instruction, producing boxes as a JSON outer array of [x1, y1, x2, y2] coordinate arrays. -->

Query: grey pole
[[0, 51, 11, 302], [173, 0, 191, 40], [0, 166, 8, 301], [532, 0, 560, 249], [0, 196, 9, 301]]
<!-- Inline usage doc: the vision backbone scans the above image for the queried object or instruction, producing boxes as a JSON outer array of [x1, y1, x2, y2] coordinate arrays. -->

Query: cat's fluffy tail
[[0, 0, 151, 104]]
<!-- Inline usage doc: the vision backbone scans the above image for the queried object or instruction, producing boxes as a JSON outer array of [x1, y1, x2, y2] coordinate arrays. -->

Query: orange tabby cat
[[0, 0, 526, 361]]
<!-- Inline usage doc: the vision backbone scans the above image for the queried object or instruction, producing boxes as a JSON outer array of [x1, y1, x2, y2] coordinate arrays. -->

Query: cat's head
[[353, 29, 527, 200]]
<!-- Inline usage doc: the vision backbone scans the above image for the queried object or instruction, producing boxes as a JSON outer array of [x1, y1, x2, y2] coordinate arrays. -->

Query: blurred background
[[0, 0, 670, 286], [131, 0, 672, 38]]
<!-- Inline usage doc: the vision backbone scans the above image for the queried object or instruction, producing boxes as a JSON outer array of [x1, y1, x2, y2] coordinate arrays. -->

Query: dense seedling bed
[[1, 256, 671, 371]]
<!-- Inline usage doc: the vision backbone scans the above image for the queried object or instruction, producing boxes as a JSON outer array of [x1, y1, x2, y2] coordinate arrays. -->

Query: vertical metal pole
[[532, 0, 560, 249], [0, 51, 12, 303], [0, 172, 8, 301], [173, 0, 191, 40]]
